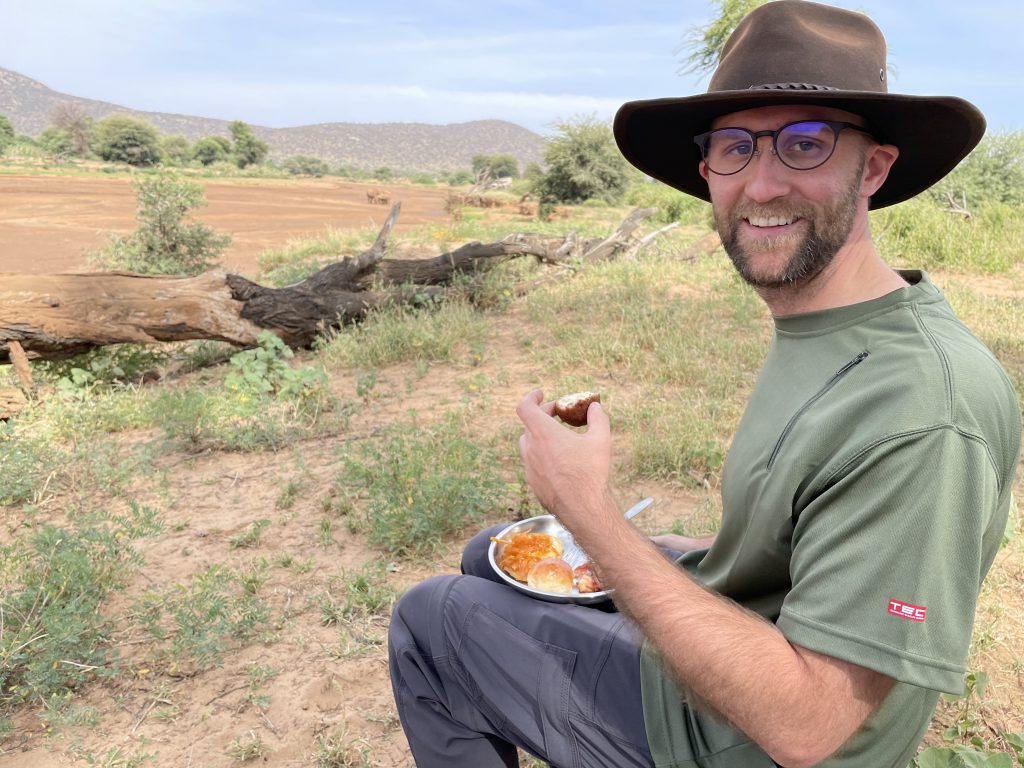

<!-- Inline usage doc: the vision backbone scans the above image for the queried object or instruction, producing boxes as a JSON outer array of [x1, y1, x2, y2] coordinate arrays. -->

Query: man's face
[[699, 105, 872, 290]]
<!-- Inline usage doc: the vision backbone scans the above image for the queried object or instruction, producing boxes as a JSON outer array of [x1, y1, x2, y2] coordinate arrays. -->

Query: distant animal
[[366, 189, 390, 205]]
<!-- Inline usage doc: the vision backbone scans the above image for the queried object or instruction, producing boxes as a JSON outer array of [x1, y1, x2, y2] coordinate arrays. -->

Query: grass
[[336, 415, 509, 558]]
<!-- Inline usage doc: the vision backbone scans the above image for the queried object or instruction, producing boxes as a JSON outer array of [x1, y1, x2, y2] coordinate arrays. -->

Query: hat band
[[748, 83, 839, 91]]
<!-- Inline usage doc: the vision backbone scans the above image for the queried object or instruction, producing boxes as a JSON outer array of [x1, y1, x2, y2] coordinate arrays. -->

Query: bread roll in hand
[[553, 391, 601, 427], [526, 557, 574, 594]]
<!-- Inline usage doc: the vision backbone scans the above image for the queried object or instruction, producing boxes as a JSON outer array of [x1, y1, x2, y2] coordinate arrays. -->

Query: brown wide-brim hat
[[614, 0, 986, 209]]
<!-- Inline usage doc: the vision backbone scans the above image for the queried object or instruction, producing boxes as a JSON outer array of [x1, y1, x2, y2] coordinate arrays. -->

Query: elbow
[[765, 731, 846, 768]]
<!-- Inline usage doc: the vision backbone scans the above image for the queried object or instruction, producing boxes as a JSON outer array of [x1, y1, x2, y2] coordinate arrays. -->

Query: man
[[388, 2, 1021, 766]]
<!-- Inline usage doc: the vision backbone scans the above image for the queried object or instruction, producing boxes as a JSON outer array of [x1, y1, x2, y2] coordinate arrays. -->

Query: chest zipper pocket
[[766, 351, 869, 471]]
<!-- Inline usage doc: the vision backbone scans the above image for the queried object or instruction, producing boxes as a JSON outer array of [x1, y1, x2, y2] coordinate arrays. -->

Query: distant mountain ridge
[[0, 67, 545, 173]]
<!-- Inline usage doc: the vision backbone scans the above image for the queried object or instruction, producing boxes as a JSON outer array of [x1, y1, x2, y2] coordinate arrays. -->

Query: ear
[[860, 143, 899, 198], [698, 159, 710, 181]]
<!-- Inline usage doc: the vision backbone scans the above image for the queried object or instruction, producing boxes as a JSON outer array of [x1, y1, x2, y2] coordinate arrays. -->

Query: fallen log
[[1, 205, 661, 364]]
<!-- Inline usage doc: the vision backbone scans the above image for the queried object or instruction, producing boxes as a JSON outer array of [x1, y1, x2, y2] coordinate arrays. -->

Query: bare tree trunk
[[1, 205, 666, 364]]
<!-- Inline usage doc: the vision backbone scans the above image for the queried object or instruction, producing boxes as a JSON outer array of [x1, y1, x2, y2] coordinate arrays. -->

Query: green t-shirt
[[641, 271, 1021, 767]]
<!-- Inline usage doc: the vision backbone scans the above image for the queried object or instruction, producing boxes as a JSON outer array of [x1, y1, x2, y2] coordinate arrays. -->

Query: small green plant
[[276, 480, 302, 510], [37, 344, 166, 392], [319, 517, 335, 548], [230, 519, 271, 549], [315, 563, 397, 626], [911, 671, 1023, 766], [338, 422, 506, 557], [89, 172, 231, 275], [0, 521, 144, 728], [226, 331, 330, 416], [227, 731, 268, 761], [135, 564, 270, 668], [312, 729, 372, 768], [79, 745, 156, 768]]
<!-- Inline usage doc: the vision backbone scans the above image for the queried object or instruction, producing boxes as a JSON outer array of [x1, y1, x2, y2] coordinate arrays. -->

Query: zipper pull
[[834, 351, 869, 377]]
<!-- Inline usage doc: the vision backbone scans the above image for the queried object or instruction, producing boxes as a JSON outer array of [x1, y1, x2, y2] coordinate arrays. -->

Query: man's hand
[[516, 389, 615, 528]]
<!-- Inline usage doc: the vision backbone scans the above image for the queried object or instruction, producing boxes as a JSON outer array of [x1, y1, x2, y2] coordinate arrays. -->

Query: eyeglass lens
[[702, 121, 840, 174]]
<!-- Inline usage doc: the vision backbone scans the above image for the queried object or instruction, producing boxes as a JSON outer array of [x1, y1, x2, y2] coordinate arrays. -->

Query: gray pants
[[388, 524, 654, 768]]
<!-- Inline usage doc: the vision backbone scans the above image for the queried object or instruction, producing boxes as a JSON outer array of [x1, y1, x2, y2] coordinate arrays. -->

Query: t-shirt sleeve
[[776, 426, 1005, 695]]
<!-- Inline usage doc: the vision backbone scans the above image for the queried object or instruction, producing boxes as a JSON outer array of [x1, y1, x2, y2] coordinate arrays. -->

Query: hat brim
[[613, 91, 986, 209]]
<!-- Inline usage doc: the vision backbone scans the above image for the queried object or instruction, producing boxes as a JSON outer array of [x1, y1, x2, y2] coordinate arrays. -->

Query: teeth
[[748, 216, 794, 227]]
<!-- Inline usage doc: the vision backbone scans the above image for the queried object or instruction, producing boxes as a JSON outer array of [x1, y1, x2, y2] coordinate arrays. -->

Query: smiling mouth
[[745, 215, 800, 228]]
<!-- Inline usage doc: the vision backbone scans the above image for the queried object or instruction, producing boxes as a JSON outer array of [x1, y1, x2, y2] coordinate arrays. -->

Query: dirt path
[[0, 174, 453, 278]]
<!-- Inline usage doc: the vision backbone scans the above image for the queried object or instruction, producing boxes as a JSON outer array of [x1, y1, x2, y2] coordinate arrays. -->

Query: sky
[[1, 0, 1021, 137]]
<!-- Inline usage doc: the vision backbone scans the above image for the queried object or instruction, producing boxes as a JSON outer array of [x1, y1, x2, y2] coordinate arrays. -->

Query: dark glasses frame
[[693, 120, 877, 175]]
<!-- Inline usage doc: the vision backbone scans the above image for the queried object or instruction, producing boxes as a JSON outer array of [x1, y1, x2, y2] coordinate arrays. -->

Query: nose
[[741, 137, 791, 203]]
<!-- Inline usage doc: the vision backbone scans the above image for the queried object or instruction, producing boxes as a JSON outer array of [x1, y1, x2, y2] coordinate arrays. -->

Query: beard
[[715, 158, 864, 290]]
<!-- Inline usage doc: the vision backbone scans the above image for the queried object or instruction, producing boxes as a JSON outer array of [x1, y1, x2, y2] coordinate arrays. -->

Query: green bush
[[472, 153, 519, 179], [0, 520, 146, 721], [37, 127, 74, 156], [625, 181, 710, 225], [533, 116, 631, 206], [339, 423, 506, 557], [160, 134, 193, 166], [89, 172, 231, 275], [92, 115, 161, 166], [283, 155, 330, 177], [192, 135, 232, 166], [228, 120, 268, 168], [930, 130, 1024, 208], [0, 114, 13, 144]]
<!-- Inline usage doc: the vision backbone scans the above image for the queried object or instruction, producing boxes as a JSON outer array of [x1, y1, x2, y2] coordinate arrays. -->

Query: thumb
[[585, 401, 610, 433]]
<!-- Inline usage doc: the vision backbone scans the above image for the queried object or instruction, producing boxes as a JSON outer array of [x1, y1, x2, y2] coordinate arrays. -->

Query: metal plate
[[487, 515, 612, 604]]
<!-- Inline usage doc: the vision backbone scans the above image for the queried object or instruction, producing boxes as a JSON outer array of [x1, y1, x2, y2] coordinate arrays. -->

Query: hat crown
[[709, 0, 888, 95]]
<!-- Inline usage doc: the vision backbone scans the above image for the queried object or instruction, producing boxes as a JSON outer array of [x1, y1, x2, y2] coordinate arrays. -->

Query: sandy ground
[[0, 174, 453, 278]]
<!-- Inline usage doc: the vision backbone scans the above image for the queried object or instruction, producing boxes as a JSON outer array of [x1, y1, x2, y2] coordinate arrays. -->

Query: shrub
[[160, 134, 193, 166], [0, 114, 13, 143], [339, 423, 506, 557], [89, 172, 231, 275], [37, 127, 74, 156], [472, 154, 519, 179], [283, 155, 329, 177], [929, 130, 1024, 208], [193, 136, 232, 166], [532, 116, 631, 206], [92, 115, 161, 166], [229, 120, 268, 168], [625, 181, 710, 225]]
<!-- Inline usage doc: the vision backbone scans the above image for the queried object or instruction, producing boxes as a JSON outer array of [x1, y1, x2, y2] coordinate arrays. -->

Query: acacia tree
[[0, 114, 13, 145], [93, 116, 161, 166], [89, 173, 231, 275], [676, 0, 772, 75], [532, 116, 631, 207], [472, 154, 519, 179], [50, 102, 93, 156], [192, 136, 232, 166], [229, 120, 268, 168]]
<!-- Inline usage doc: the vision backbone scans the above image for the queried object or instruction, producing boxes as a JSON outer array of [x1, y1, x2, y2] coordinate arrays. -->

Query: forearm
[[573, 493, 889, 768]]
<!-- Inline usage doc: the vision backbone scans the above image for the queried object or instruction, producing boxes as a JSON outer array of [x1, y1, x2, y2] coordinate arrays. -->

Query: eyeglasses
[[693, 120, 876, 176]]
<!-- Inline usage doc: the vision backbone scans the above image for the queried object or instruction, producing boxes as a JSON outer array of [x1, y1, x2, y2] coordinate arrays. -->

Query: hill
[[0, 67, 545, 173]]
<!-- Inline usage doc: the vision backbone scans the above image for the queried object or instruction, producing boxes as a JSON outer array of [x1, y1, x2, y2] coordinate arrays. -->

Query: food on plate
[[553, 391, 601, 427], [573, 562, 604, 594], [493, 532, 564, 582], [527, 557, 574, 594]]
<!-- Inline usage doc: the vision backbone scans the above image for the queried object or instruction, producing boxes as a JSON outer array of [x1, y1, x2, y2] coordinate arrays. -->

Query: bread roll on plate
[[553, 391, 601, 427], [526, 557, 574, 594]]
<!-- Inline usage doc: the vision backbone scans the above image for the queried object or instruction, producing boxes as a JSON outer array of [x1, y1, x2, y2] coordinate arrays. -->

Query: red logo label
[[888, 599, 927, 622]]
